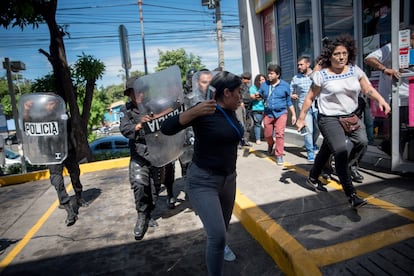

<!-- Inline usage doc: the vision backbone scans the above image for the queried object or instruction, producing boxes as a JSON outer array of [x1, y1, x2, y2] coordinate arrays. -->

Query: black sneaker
[[348, 193, 367, 209], [167, 196, 176, 209], [305, 177, 328, 192], [240, 140, 251, 147], [350, 168, 364, 183]]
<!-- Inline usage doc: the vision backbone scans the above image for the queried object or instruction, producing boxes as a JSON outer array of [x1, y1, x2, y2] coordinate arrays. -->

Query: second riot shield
[[18, 93, 68, 165], [132, 65, 186, 167]]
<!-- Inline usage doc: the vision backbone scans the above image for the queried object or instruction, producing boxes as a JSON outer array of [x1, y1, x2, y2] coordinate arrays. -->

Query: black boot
[[63, 202, 77, 226], [134, 212, 149, 240], [348, 193, 367, 209]]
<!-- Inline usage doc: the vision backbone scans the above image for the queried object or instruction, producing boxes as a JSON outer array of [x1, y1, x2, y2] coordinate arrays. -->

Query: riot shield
[[132, 65, 186, 167], [186, 70, 220, 107], [18, 93, 68, 165]]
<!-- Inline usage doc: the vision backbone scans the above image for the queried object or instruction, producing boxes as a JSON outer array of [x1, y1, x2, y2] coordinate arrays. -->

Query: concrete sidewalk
[[0, 140, 413, 275]]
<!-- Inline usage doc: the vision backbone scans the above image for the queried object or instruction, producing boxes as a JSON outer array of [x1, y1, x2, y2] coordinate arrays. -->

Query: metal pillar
[[3, 58, 27, 174]]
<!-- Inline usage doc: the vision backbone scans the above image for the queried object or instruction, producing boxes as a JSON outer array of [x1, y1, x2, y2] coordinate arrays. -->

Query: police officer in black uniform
[[120, 76, 175, 240], [49, 117, 88, 226], [22, 95, 88, 227], [183, 68, 196, 95]]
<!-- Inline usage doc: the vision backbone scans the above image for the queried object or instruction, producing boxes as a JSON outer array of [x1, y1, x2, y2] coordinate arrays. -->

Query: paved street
[[0, 140, 413, 275]]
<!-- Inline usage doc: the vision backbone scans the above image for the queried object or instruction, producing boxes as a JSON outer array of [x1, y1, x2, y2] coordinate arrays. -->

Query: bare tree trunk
[[82, 79, 96, 126]]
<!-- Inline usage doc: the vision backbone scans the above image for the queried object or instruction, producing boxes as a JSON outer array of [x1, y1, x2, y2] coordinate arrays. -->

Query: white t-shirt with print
[[313, 65, 366, 116]]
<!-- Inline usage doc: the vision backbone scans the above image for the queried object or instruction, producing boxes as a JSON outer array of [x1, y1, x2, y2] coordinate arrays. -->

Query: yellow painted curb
[[0, 157, 130, 187], [0, 170, 50, 187], [233, 189, 322, 276]]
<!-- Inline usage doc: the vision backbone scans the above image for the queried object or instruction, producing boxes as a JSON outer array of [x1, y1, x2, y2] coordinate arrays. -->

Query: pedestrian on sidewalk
[[290, 56, 320, 162], [236, 72, 252, 147], [296, 34, 390, 208], [259, 64, 297, 165], [249, 73, 267, 145], [161, 71, 242, 276]]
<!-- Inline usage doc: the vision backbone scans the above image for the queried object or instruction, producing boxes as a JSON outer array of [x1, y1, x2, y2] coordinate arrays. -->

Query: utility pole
[[138, 0, 148, 75], [215, 0, 224, 69], [203, 0, 224, 69]]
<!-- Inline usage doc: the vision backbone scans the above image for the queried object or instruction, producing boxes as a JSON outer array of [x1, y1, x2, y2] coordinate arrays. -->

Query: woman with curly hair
[[296, 34, 390, 209]]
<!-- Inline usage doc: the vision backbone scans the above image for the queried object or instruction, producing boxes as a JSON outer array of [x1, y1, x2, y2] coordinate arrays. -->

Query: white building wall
[[238, 0, 267, 76]]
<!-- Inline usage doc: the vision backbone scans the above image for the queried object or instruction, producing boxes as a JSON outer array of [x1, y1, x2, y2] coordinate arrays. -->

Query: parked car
[[1, 148, 21, 175], [1, 148, 46, 175], [5, 134, 18, 145], [89, 135, 129, 160], [4, 148, 22, 167]]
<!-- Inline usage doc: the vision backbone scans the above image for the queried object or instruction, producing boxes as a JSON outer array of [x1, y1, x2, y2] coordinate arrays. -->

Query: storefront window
[[262, 5, 277, 67], [276, 0, 295, 81], [294, 0, 313, 62], [362, 0, 414, 162], [321, 0, 354, 39], [362, 0, 392, 147]]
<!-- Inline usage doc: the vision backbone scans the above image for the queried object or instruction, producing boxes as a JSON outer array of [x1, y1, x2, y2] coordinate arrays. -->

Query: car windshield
[[5, 149, 20, 159]]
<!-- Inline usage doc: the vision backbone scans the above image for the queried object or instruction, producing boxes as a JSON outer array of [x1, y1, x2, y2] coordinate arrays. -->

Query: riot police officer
[[49, 117, 88, 226], [120, 76, 176, 240], [183, 68, 197, 95], [20, 94, 88, 227]]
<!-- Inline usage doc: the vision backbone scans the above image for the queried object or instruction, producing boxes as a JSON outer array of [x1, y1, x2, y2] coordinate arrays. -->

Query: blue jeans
[[186, 162, 236, 276], [303, 108, 320, 159], [252, 111, 263, 141]]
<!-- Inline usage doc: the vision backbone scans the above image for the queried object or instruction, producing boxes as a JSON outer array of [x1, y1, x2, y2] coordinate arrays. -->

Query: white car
[[4, 148, 22, 167]]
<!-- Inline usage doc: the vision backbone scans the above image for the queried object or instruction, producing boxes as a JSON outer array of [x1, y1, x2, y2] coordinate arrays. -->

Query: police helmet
[[186, 68, 197, 81], [124, 76, 139, 96]]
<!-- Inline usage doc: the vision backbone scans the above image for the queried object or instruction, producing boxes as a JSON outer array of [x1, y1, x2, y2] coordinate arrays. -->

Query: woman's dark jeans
[[310, 115, 368, 197]]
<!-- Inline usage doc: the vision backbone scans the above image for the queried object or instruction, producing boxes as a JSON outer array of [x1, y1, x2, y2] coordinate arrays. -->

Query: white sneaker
[[224, 245, 236, 262]]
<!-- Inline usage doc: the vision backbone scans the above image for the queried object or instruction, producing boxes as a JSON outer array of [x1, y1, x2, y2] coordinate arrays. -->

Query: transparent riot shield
[[186, 70, 220, 107], [132, 65, 186, 167], [18, 93, 68, 165]]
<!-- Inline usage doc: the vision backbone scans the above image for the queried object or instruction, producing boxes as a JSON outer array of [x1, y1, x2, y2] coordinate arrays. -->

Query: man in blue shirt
[[259, 64, 296, 165], [290, 56, 320, 162]]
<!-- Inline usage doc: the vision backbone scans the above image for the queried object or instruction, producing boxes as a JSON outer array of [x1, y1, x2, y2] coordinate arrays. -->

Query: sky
[[0, 0, 243, 88]]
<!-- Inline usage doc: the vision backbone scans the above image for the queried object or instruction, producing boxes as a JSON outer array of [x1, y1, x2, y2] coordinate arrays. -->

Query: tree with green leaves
[[0, 0, 104, 162], [73, 53, 105, 133], [0, 76, 32, 118], [155, 48, 205, 82]]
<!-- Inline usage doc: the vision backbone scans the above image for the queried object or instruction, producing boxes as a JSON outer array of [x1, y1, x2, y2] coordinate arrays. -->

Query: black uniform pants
[[129, 159, 175, 214], [49, 150, 83, 205]]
